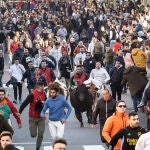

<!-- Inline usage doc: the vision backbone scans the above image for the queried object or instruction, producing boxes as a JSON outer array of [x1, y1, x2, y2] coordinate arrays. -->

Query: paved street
[[2, 54, 147, 150]]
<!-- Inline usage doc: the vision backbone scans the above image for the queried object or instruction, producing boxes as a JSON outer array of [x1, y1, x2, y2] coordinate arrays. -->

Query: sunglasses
[[118, 105, 126, 108]]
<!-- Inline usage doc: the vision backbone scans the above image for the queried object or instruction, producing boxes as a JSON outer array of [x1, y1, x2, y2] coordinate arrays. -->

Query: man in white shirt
[[9, 57, 25, 104], [135, 131, 150, 150], [90, 61, 110, 84]]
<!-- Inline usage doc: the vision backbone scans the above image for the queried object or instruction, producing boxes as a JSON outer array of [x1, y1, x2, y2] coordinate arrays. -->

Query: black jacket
[[109, 126, 146, 150], [59, 63, 72, 79], [110, 66, 124, 85], [91, 97, 116, 124], [83, 58, 95, 75], [22, 68, 35, 89]]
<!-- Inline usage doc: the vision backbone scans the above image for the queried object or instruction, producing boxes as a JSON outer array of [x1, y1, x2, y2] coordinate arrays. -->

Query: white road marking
[[43, 146, 53, 150], [13, 142, 51, 145], [83, 145, 105, 150], [16, 146, 24, 150]]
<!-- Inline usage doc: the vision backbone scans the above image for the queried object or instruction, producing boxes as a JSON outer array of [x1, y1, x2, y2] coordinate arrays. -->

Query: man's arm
[[104, 69, 110, 83], [19, 94, 33, 114], [63, 100, 72, 119], [7, 99, 22, 128], [102, 117, 113, 143], [91, 100, 100, 125], [109, 128, 125, 149]]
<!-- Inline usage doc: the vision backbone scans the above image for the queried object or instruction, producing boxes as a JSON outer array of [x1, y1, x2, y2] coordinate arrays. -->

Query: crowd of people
[[0, 0, 150, 149]]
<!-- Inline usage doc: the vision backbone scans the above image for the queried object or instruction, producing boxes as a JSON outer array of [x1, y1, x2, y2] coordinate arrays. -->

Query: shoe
[[18, 99, 22, 104], [137, 102, 144, 108], [13, 100, 17, 104]]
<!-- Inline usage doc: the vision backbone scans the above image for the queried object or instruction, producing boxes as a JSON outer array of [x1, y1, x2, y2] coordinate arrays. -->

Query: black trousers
[[13, 82, 22, 100], [100, 121, 107, 143], [111, 84, 122, 101]]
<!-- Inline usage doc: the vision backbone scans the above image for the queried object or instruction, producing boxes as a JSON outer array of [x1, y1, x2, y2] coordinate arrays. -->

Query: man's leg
[[110, 85, 116, 100], [13, 84, 18, 103], [117, 85, 122, 101], [131, 95, 138, 112], [56, 121, 65, 139], [48, 121, 57, 140], [37, 118, 45, 150], [18, 82, 23, 103], [29, 118, 38, 138]]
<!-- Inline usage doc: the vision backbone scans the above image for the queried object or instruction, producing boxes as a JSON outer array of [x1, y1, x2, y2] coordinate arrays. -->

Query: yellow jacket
[[131, 48, 147, 68]]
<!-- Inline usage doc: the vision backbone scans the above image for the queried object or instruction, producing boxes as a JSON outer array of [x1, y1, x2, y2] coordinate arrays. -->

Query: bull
[[70, 78, 105, 127], [70, 84, 93, 127]]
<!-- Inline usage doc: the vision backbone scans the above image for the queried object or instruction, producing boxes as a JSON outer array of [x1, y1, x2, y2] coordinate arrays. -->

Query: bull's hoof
[[80, 122, 84, 127]]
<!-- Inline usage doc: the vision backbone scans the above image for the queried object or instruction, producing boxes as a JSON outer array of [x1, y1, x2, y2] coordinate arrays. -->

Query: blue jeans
[[131, 91, 143, 112]]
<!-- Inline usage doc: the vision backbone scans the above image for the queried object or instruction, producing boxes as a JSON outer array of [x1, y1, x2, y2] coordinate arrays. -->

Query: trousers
[[29, 117, 45, 149], [48, 120, 65, 140]]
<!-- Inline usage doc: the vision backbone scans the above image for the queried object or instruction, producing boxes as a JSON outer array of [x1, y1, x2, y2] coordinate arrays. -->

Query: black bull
[[70, 84, 93, 127]]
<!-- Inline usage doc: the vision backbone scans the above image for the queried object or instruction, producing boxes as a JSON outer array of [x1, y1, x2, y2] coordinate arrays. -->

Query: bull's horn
[[44, 86, 48, 90]]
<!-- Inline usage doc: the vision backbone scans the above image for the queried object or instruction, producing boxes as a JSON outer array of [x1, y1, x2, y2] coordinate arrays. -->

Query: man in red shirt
[[39, 60, 56, 85], [70, 65, 88, 87]]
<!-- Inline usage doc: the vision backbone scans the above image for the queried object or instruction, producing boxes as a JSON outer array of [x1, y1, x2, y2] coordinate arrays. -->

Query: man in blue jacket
[[41, 87, 72, 140]]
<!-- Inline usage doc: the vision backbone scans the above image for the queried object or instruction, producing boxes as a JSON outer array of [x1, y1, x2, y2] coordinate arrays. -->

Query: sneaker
[[18, 99, 22, 104], [137, 102, 144, 108], [13, 100, 17, 104]]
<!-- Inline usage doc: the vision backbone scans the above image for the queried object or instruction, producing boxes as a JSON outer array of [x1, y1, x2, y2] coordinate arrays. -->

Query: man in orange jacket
[[102, 100, 129, 150]]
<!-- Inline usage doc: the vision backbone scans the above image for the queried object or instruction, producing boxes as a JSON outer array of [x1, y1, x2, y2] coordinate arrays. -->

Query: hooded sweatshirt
[[131, 48, 147, 68]]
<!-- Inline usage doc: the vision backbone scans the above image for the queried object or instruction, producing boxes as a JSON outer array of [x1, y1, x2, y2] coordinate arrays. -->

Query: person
[[19, 81, 47, 150], [121, 65, 147, 112], [104, 43, 114, 74], [40, 60, 56, 85], [21, 61, 35, 93], [0, 111, 14, 135], [90, 61, 110, 84], [146, 101, 150, 131], [108, 112, 146, 150], [59, 57, 72, 88], [52, 138, 67, 150], [83, 52, 95, 75], [109, 60, 124, 101], [70, 65, 88, 87], [9, 57, 25, 104], [3, 144, 19, 150], [41, 87, 72, 141], [0, 131, 13, 150], [31, 67, 47, 90], [138, 51, 150, 108], [102, 100, 129, 150], [131, 41, 147, 68], [90, 89, 116, 143], [0, 50, 4, 87], [0, 88, 22, 128], [74, 47, 86, 66]]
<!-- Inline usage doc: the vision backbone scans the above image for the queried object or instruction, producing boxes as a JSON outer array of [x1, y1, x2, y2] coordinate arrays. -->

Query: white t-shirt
[[135, 132, 150, 150], [90, 68, 110, 84], [9, 64, 25, 82]]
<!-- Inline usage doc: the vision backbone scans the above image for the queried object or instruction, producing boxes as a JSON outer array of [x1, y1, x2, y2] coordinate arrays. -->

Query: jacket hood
[[132, 48, 141, 56]]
